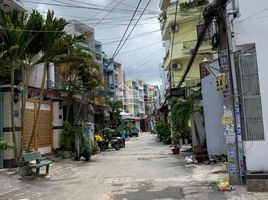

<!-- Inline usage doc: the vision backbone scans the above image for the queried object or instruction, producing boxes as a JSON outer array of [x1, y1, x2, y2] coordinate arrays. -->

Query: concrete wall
[[3, 91, 21, 160], [52, 101, 63, 149], [202, 75, 226, 157], [231, 0, 268, 172]]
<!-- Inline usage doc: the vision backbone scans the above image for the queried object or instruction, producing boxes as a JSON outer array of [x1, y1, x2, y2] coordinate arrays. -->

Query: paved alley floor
[[1, 132, 268, 200]]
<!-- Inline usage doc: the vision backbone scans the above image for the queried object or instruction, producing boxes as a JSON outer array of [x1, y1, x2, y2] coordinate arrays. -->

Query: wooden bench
[[22, 152, 52, 176]]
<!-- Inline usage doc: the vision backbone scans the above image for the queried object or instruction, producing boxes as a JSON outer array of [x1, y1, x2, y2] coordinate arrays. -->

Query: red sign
[[155, 116, 160, 121], [144, 119, 150, 124]]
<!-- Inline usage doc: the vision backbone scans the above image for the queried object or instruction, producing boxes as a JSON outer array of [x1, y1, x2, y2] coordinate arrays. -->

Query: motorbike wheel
[[114, 143, 120, 151]]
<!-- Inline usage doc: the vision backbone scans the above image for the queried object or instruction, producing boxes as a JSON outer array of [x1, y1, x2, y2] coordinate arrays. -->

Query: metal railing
[[182, 39, 211, 50]]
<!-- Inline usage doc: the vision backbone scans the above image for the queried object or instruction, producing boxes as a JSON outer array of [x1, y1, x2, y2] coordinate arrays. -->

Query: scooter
[[101, 135, 120, 151]]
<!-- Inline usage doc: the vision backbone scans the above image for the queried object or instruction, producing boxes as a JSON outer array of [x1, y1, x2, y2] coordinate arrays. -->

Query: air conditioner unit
[[172, 63, 182, 69]]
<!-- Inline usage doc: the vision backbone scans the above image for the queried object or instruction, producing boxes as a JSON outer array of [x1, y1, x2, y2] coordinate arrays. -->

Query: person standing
[[121, 129, 126, 148]]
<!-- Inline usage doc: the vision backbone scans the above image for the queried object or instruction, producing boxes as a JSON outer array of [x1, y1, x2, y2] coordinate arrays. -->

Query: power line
[[117, 41, 162, 55], [92, 0, 125, 28], [113, 0, 153, 58], [125, 47, 161, 75], [105, 0, 143, 71], [22, 0, 160, 15]]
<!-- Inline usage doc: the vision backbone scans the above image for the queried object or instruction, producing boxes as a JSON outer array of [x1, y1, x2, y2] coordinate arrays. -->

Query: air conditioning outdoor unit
[[172, 63, 182, 69]]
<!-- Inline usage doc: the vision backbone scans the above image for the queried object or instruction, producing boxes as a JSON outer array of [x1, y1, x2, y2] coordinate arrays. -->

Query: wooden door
[[23, 100, 52, 154]]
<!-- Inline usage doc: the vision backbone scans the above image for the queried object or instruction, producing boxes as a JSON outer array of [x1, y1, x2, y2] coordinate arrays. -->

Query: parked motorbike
[[101, 135, 120, 151], [116, 137, 124, 148]]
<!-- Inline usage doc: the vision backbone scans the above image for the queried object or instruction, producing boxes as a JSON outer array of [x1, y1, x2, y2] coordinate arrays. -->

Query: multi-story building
[[125, 80, 160, 117], [159, 0, 211, 95]]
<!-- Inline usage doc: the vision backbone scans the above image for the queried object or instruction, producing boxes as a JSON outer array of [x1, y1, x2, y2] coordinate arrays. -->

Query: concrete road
[[1, 132, 268, 200]]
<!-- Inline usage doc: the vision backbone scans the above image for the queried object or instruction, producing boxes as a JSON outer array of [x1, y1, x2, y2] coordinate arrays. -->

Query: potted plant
[[60, 122, 76, 159], [171, 131, 181, 155], [193, 145, 208, 163], [0, 139, 14, 150]]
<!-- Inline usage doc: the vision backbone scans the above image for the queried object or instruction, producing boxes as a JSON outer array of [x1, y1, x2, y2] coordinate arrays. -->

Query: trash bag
[[185, 155, 194, 164], [217, 179, 231, 191]]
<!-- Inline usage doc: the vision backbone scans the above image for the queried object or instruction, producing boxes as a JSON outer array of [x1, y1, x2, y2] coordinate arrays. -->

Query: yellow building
[[160, 0, 211, 90]]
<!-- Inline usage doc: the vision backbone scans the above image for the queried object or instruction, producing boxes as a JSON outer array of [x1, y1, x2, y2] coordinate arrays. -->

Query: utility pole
[[217, 2, 244, 185]]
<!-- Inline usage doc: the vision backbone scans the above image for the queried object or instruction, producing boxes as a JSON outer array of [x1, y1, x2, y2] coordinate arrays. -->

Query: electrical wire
[[91, 0, 125, 28], [113, 0, 152, 58], [117, 41, 162, 55], [104, 0, 143, 71], [22, 0, 160, 15]]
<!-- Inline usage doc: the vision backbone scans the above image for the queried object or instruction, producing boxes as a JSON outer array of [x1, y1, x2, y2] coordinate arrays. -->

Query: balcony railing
[[182, 39, 211, 51]]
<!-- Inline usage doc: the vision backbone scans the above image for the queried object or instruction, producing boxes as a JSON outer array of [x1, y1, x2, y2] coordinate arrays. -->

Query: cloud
[[21, 0, 163, 86]]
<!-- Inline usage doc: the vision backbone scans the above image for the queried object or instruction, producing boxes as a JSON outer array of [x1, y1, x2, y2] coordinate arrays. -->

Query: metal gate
[[235, 51, 265, 141], [22, 100, 53, 154]]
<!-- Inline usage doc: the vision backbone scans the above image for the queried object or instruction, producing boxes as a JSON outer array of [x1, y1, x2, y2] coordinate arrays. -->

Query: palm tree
[[0, 10, 44, 160], [27, 11, 68, 150]]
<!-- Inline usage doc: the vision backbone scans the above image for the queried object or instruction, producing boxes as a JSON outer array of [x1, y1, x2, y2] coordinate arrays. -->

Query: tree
[[171, 92, 203, 146], [54, 43, 102, 123], [27, 10, 68, 150], [0, 10, 44, 159], [105, 100, 123, 127]]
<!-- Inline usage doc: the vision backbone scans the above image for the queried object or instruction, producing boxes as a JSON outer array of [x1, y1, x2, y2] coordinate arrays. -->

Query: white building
[[206, 0, 268, 175], [227, 0, 268, 173]]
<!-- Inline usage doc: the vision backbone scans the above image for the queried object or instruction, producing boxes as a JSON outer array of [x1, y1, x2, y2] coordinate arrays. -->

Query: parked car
[[130, 128, 139, 137]]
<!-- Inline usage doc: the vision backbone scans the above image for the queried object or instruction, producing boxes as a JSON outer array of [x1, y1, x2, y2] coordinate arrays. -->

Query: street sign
[[216, 73, 226, 92]]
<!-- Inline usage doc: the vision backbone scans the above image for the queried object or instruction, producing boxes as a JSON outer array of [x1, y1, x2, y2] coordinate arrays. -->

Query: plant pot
[[81, 152, 91, 161], [179, 139, 183, 145], [184, 139, 189, 144], [62, 151, 72, 159], [194, 154, 208, 163], [171, 148, 180, 155]]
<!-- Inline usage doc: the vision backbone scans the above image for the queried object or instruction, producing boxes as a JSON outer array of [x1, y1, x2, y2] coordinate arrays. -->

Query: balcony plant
[[180, 0, 209, 11], [157, 11, 167, 23]]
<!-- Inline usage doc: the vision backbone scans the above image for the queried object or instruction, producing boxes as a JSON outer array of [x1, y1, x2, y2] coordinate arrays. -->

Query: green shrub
[[0, 139, 14, 150], [155, 120, 171, 144]]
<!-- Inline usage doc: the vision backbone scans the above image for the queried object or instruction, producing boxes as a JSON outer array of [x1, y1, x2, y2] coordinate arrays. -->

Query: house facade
[[160, 0, 211, 90]]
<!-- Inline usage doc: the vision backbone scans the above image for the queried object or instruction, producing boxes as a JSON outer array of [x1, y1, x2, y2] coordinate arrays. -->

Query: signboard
[[170, 88, 186, 99], [155, 116, 160, 121], [216, 73, 226, 92], [144, 119, 150, 124], [222, 116, 233, 125]]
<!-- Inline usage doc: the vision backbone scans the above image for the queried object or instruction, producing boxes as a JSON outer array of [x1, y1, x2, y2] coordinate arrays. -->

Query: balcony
[[160, 3, 203, 40], [182, 39, 211, 54]]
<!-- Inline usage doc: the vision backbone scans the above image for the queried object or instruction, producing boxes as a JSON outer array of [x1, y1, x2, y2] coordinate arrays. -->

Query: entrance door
[[22, 100, 52, 154]]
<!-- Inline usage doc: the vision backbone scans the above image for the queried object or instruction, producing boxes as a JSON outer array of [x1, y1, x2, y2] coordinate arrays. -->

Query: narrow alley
[[0, 133, 267, 200]]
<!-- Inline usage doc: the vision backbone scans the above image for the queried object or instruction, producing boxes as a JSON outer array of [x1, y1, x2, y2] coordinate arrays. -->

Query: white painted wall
[[231, 0, 268, 172], [3, 91, 21, 160], [202, 75, 226, 157], [52, 101, 63, 149]]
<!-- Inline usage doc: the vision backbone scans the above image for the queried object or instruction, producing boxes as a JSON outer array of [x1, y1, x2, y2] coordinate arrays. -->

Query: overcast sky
[[20, 0, 164, 86]]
